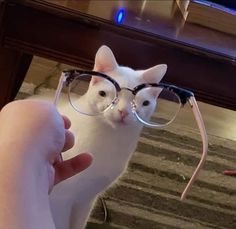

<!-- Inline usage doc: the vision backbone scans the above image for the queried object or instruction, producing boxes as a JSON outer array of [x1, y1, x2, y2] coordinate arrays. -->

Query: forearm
[[0, 143, 55, 229]]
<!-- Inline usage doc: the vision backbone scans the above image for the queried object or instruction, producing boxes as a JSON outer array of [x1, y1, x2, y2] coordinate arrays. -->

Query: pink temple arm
[[53, 72, 67, 161], [181, 96, 208, 201], [53, 72, 67, 106]]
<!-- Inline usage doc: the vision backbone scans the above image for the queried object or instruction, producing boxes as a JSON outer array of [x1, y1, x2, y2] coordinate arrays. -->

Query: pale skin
[[0, 100, 93, 229]]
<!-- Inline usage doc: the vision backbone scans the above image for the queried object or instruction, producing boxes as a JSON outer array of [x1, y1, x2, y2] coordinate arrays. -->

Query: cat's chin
[[106, 117, 142, 130], [115, 119, 128, 126], [98, 113, 142, 129], [104, 118, 128, 128]]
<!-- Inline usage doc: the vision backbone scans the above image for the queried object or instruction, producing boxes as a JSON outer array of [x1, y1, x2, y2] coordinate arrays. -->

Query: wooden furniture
[[0, 0, 236, 110]]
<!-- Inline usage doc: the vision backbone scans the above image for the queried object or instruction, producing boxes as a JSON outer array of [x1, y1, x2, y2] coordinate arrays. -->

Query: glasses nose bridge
[[115, 87, 136, 111], [115, 87, 136, 113], [120, 87, 135, 94], [119, 87, 136, 101]]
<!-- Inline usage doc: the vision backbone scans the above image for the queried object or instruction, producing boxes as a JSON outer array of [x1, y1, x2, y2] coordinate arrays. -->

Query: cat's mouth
[[105, 111, 131, 126], [110, 116, 128, 125], [116, 109, 130, 125], [117, 118, 127, 125]]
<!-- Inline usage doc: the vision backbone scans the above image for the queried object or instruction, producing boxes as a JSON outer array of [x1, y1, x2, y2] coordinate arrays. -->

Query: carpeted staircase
[[87, 127, 236, 229]]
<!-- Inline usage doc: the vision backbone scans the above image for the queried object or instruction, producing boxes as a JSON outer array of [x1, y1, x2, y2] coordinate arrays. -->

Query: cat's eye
[[99, 90, 106, 97], [142, 100, 150, 106]]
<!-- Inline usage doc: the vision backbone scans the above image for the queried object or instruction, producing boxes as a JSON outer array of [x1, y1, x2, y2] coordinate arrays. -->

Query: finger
[[53, 130, 74, 164], [223, 170, 236, 176], [62, 115, 71, 129], [62, 130, 75, 152], [54, 154, 63, 165], [54, 153, 93, 184]]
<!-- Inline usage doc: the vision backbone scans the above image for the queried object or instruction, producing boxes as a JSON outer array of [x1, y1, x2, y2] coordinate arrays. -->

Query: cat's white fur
[[38, 46, 167, 229]]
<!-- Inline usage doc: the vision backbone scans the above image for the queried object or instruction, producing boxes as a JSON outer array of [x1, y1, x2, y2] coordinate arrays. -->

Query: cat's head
[[86, 45, 167, 129]]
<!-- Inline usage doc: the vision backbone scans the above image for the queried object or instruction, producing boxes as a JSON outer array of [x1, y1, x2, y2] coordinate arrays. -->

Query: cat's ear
[[142, 64, 167, 83], [148, 87, 163, 98], [94, 45, 118, 72], [90, 76, 103, 85]]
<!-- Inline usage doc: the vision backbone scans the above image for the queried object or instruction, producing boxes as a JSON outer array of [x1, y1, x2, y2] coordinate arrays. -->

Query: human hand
[[0, 100, 92, 229], [0, 100, 92, 191], [53, 115, 92, 186]]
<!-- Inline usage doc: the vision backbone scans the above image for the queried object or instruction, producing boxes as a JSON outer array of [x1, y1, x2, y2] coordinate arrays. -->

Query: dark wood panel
[[0, 46, 32, 108], [0, 0, 236, 110]]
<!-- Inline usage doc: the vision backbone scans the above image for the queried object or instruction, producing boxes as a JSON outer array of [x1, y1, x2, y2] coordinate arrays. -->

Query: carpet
[[85, 126, 236, 229], [17, 86, 236, 229]]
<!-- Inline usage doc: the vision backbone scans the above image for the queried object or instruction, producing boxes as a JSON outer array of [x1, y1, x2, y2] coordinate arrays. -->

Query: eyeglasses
[[54, 69, 208, 201]]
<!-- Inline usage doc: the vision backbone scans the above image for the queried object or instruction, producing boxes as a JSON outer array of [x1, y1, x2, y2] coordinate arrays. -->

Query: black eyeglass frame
[[63, 69, 194, 106]]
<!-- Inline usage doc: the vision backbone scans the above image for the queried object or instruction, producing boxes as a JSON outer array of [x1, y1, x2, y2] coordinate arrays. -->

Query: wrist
[[0, 142, 55, 229]]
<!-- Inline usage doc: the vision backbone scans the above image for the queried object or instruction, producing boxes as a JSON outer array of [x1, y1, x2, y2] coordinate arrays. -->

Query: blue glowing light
[[116, 9, 125, 24]]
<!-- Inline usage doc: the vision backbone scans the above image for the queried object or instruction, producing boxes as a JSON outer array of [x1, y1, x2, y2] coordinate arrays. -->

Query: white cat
[[49, 46, 167, 229]]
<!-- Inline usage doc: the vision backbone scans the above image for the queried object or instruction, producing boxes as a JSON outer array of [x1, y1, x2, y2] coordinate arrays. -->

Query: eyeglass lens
[[134, 87, 181, 126], [68, 74, 117, 115], [68, 74, 181, 126]]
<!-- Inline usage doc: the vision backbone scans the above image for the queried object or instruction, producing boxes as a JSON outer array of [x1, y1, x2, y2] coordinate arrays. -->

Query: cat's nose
[[118, 109, 129, 119]]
